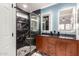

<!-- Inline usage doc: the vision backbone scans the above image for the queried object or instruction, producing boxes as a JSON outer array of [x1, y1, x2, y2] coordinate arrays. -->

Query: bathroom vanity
[[36, 35, 79, 56]]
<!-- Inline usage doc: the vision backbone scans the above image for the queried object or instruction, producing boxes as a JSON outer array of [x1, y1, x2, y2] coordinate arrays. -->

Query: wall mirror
[[42, 15, 49, 31], [58, 8, 75, 33]]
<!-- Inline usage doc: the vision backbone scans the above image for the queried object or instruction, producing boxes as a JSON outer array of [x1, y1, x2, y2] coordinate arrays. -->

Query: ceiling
[[16, 3, 56, 13]]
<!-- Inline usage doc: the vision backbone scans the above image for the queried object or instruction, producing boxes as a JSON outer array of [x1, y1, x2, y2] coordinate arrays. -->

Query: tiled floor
[[17, 46, 36, 56], [31, 52, 42, 56]]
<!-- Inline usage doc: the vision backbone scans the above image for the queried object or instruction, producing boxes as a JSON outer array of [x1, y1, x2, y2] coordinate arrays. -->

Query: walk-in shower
[[16, 4, 41, 56]]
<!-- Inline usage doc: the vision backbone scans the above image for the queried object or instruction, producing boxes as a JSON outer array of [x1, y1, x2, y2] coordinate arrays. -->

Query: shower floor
[[17, 46, 36, 56]]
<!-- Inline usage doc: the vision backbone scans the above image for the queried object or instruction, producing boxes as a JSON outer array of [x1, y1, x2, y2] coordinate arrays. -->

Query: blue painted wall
[[41, 3, 76, 35]]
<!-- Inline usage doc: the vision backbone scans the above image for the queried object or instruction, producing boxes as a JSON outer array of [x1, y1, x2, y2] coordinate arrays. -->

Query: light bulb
[[23, 4, 28, 8]]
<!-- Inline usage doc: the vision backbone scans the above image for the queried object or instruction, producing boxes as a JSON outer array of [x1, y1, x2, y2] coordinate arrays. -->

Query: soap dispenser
[[50, 31, 53, 35], [54, 30, 56, 35], [57, 31, 60, 36]]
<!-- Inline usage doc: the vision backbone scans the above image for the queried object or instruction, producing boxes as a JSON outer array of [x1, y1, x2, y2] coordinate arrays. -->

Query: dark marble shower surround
[[16, 6, 41, 56], [16, 7, 30, 49]]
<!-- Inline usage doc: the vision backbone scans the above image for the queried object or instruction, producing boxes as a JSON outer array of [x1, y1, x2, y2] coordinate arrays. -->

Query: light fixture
[[23, 4, 28, 8]]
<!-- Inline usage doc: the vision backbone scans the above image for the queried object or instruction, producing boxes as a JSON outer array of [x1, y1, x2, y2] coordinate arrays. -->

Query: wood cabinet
[[36, 36, 43, 52], [36, 35, 78, 56], [65, 40, 77, 56], [56, 39, 66, 56], [47, 37, 56, 56], [77, 41, 79, 55], [42, 37, 48, 54]]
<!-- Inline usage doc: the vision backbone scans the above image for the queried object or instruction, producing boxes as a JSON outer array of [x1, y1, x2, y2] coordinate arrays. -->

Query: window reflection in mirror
[[42, 15, 49, 31]]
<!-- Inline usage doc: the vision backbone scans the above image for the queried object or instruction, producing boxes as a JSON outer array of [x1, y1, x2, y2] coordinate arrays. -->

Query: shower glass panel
[[30, 13, 40, 53]]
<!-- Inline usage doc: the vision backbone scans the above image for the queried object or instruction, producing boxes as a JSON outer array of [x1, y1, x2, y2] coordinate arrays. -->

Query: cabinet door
[[48, 44, 56, 56], [42, 37, 48, 54], [77, 41, 79, 56], [56, 39, 66, 56], [47, 38, 56, 56], [66, 40, 77, 56], [36, 36, 43, 52]]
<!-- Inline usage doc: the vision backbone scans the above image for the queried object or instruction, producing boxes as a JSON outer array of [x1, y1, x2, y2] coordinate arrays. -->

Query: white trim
[[41, 11, 53, 33], [58, 7, 76, 33], [76, 4, 79, 40]]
